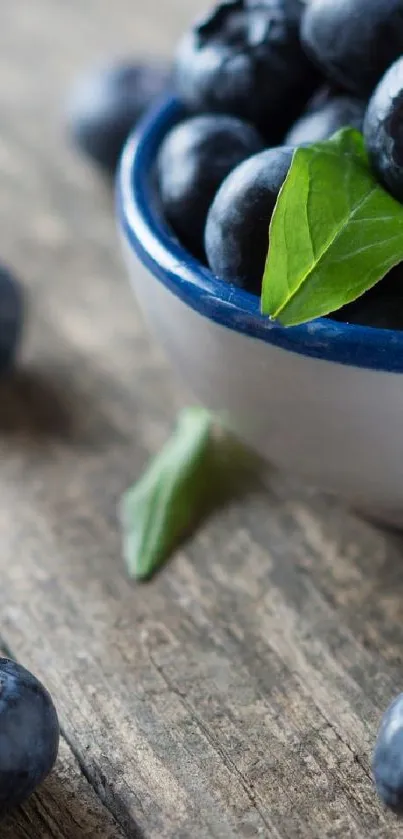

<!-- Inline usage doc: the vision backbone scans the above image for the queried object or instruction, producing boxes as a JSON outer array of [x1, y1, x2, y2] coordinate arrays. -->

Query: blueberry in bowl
[[157, 114, 264, 261], [175, 0, 319, 139], [364, 56, 403, 204], [117, 93, 403, 529], [301, 0, 403, 99], [205, 146, 294, 293], [331, 264, 403, 330], [285, 94, 366, 146]]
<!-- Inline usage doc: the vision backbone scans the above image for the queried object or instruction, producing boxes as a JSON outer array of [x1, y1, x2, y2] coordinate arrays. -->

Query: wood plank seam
[[60, 727, 145, 839], [0, 639, 137, 839]]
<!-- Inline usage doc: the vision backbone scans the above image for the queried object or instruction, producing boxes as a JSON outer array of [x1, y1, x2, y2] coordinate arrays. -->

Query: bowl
[[117, 94, 403, 528]]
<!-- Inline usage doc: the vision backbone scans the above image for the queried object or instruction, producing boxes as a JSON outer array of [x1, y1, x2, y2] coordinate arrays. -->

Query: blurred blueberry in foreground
[[373, 692, 403, 812], [0, 265, 23, 373], [0, 658, 59, 816], [67, 60, 171, 174]]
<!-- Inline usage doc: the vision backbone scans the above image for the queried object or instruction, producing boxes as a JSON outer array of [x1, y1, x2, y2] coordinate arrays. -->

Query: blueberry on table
[[0, 658, 59, 816], [0, 266, 23, 373], [175, 0, 318, 138], [286, 95, 365, 146], [157, 114, 264, 260], [364, 57, 403, 204], [205, 146, 294, 294], [301, 0, 403, 98], [373, 692, 403, 811], [67, 60, 171, 174]]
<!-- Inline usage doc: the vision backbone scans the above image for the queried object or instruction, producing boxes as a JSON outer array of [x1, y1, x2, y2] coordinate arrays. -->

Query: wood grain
[[1, 1, 403, 837], [2, 738, 126, 839]]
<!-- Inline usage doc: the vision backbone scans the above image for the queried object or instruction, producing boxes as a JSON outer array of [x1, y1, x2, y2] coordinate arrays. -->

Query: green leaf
[[119, 408, 262, 581], [261, 128, 403, 327]]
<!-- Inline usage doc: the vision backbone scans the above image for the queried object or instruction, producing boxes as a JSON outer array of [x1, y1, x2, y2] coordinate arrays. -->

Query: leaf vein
[[272, 184, 378, 318]]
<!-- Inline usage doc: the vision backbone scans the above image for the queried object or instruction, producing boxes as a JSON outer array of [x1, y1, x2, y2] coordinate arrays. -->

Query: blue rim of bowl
[[117, 93, 403, 373]]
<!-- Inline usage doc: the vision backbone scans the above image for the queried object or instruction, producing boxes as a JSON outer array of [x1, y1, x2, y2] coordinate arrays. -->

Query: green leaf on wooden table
[[120, 408, 262, 581], [261, 128, 403, 327]]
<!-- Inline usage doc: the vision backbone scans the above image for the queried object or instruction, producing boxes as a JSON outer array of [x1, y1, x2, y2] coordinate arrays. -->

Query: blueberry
[[0, 658, 59, 816], [301, 0, 403, 98], [285, 0, 310, 24], [364, 57, 403, 203], [330, 264, 403, 329], [251, 0, 307, 25], [303, 84, 349, 113], [175, 1, 319, 139], [0, 266, 23, 373], [285, 95, 365, 145], [372, 692, 403, 811], [68, 60, 171, 174], [205, 146, 294, 294], [157, 114, 264, 260]]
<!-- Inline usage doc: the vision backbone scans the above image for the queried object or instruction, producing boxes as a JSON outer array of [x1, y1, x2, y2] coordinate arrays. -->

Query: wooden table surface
[[1, 1, 403, 837]]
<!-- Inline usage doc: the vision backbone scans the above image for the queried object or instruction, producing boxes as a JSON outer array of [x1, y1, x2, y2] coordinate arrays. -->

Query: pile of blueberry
[[70, 0, 403, 329], [158, 0, 403, 328], [0, 658, 59, 817]]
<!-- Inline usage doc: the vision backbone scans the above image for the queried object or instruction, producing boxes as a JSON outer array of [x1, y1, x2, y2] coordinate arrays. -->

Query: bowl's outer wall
[[122, 238, 403, 523]]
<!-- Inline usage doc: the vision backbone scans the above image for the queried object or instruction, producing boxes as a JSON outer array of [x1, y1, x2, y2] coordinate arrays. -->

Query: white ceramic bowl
[[117, 95, 403, 527]]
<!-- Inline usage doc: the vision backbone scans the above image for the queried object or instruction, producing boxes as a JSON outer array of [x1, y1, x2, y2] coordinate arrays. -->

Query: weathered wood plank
[[1, 1, 403, 838], [0, 362, 402, 837], [2, 739, 126, 839]]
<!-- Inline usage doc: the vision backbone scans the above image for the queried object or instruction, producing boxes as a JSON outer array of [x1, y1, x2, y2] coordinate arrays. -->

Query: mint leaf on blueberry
[[261, 128, 403, 327]]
